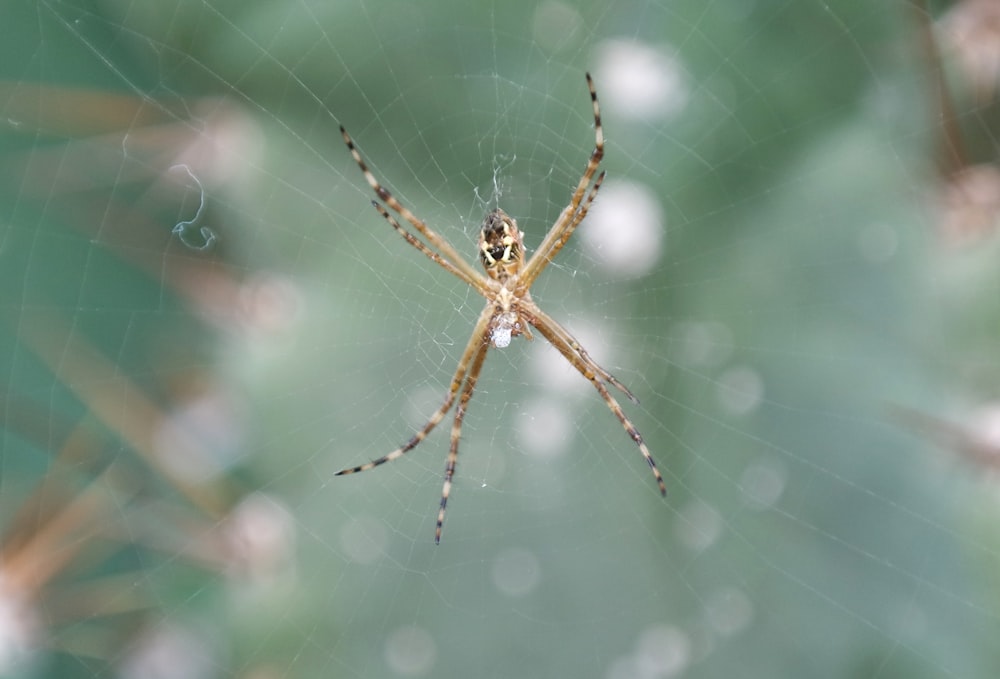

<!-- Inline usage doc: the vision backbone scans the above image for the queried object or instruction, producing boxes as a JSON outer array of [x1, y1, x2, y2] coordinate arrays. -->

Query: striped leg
[[340, 125, 485, 285], [527, 311, 666, 497], [335, 305, 492, 477], [518, 170, 605, 292], [435, 338, 490, 544], [370, 202, 490, 296], [521, 72, 604, 284], [528, 305, 638, 404]]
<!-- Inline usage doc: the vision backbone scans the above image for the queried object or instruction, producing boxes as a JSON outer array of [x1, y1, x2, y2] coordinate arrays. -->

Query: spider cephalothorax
[[338, 73, 665, 544]]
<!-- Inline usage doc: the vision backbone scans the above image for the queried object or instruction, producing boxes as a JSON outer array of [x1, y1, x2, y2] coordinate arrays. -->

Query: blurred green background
[[3, 0, 1000, 677]]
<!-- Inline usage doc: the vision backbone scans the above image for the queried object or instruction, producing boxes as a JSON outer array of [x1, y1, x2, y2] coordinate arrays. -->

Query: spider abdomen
[[479, 209, 525, 281]]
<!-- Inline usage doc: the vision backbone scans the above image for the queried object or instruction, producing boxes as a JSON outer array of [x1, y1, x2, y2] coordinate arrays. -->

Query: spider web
[[3, 0, 999, 677]]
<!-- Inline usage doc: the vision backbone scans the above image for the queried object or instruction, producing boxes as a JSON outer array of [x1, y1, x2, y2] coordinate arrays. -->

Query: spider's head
[[479, 209, 524, 281]]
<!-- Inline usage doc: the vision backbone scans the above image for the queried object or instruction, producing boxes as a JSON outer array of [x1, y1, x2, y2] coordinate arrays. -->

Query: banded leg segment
[[528, 312, 666, 496], [527, 304, 638, 404], [335, 305, 493, 476], [518, 170, 605, 291], [522, 72, 604, 283], [370, 202, 491, 296], [340, 126, 485, 285], [435, 338, 490, 544]]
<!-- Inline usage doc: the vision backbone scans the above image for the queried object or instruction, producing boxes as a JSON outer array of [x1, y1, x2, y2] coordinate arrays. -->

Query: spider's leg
[[340, 126, 486, 286], [518, 170, 605, 292], [335, 305, 493, 476], [435, 338, 490, 544], [590, 379, 666, 496], [538, 171, 604, 269], [527, 311, 666, 496], [528, 305, 638, 404], [563, 72, 604, 218], [371, 202, 491, 295], [521, 72, 604, 283]]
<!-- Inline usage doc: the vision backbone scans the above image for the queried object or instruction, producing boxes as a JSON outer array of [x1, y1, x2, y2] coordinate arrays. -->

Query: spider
[[337, 73, 666, 543]]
